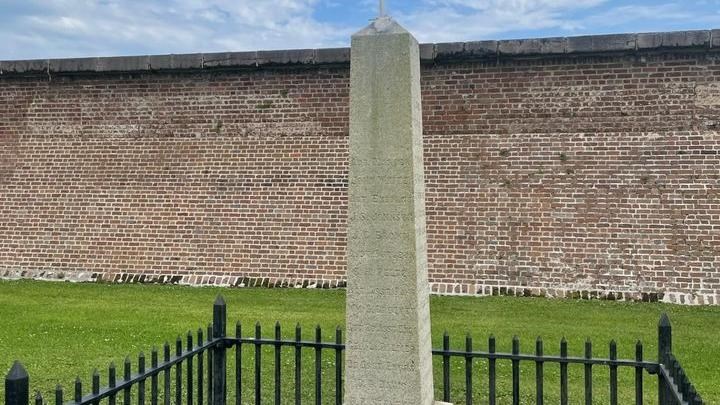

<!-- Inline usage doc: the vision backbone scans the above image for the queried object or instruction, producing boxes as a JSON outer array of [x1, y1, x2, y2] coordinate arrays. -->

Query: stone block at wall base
[[1, 269, 717, 306]]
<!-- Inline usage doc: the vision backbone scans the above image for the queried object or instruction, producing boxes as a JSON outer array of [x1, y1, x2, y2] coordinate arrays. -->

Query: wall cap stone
[[1, 28, 718, 76]]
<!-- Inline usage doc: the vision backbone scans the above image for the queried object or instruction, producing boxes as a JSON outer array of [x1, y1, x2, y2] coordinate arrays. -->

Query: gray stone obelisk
[[344, 15, 436, 405]]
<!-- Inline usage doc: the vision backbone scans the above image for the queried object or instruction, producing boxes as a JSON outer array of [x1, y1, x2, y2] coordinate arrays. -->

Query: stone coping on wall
[[1, 28, 719, 76]]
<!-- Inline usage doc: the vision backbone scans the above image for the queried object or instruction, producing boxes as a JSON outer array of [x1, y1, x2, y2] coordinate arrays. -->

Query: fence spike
[[442, 330, 451, 402], [108, 362, 116, 385], [6, 361, 29, 405], [512, 336, 520, 405], [235, 321, 241, 405], [609, 340, 618, 405], [465, 334, 473, 405], [108, 361, 117, 405], [295, 323, 302, 405], [186, 331, 193, 405], [658, 313, 671, 327], [163, 342, 170, 405], [488, 334, 496, 405], [212, 298, 228, 405], [584, 339, 593, 405], [536, 336, 543, 354], [315, 325, 323, 405], [275, 322, 282, 405], [197, 331, 204, 405], [74, 377, 82, 403], [176, 337, 182, 405], [123, 357, 131, 405], [336, 326, 344, 405], [535, 336, 544, 403], [658, 313, 672, 358], [634, 340, 643, 405], [92, 369, 100, 395], [560, 337, 568, 405], [658, 314, 673, 405], [255, 321, 262, 405], [138, 351, 146, 405], [54, 385, 63, 405], [150, 348, 158, 405]]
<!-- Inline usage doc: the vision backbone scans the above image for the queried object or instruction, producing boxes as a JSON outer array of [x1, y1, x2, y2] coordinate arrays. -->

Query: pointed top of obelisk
[[353, 0, 409, 37]]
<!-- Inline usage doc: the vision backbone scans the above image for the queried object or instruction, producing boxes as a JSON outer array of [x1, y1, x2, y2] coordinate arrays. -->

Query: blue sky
[[1, 0, 720, 60]]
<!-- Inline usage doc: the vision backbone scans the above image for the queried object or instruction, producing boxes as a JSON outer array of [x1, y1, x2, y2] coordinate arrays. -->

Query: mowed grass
[[0, 280, 718, 404]]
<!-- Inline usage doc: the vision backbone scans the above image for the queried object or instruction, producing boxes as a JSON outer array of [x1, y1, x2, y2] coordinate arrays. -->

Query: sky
[[1, 0, 720, 60]]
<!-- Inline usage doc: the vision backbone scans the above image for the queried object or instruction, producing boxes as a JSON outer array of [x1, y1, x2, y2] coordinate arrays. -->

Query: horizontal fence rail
[[42, 328, 223, 405], [5, 297, 704, 405], [433, 334, 660, 405]]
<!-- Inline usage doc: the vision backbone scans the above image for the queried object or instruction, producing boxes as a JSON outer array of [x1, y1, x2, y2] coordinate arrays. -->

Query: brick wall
[[1, 31, 719, 304]]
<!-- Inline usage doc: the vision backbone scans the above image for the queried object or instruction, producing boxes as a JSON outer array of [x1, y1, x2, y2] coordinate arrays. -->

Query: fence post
[[5, 361, 29, 405], [658, 313, 672, 405], [213, 296, 227, 405]]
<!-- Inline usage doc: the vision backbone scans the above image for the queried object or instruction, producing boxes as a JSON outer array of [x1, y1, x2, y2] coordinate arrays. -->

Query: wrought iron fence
[[4, 296, 704, 405]]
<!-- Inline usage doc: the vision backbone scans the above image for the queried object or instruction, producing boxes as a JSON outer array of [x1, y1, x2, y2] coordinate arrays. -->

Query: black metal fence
[[4, 297, 704, 405]]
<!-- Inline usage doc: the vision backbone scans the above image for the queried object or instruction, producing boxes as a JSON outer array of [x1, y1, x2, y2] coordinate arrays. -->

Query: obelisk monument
[[344, 9, 437, 405]]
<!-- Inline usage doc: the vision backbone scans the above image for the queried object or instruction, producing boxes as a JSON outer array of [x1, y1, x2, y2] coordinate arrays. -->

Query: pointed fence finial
[[6, 361, 28, 380], [5, 361, 29, 405], [658, 313, 672, 359], [658, 312, 671, 328]]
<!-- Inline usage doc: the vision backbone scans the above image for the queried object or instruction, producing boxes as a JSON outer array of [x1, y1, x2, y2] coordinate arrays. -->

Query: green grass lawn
[[0, 280, 718, 404]]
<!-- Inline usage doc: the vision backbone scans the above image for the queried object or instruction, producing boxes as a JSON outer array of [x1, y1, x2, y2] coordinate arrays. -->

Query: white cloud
[[398, 0, 606, 42], [0, 0, 352, 59], [2, 0, 720, 60], [575, 4, 695, 29], [399, 1, 720, 43], [427, 0, 607, 11]]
